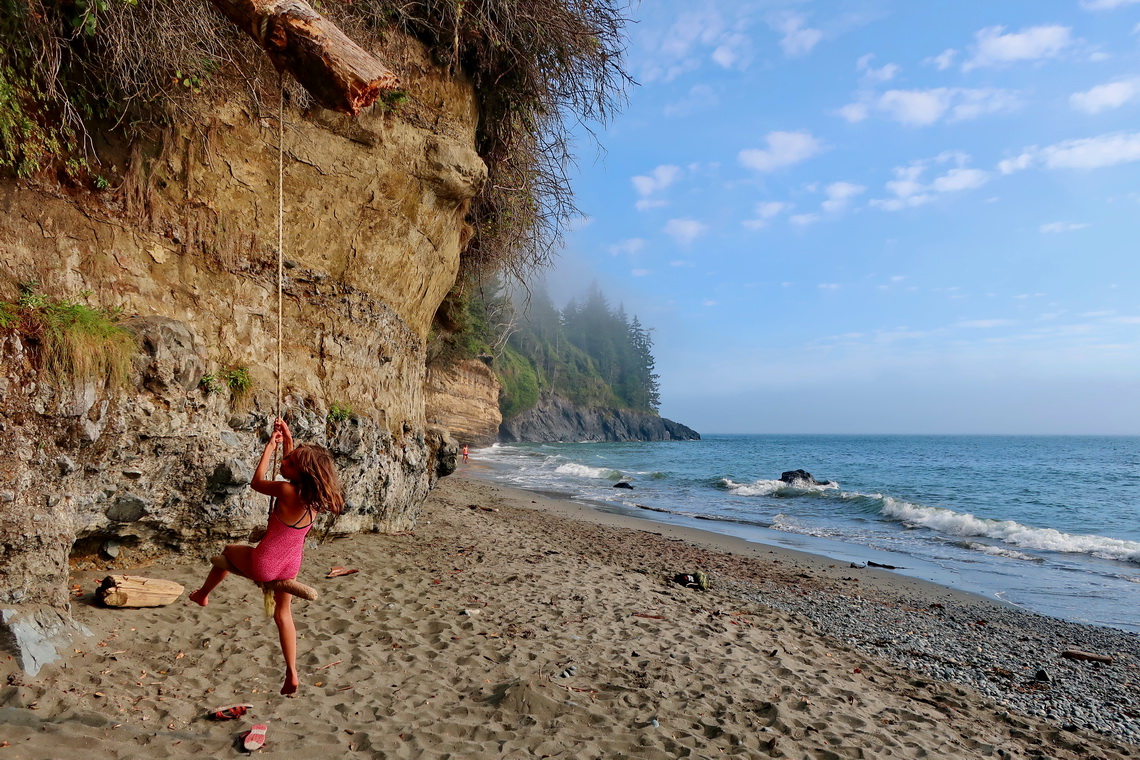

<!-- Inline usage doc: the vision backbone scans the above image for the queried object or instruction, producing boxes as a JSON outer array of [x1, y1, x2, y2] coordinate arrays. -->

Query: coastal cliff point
[[0, 0, 627, 670]]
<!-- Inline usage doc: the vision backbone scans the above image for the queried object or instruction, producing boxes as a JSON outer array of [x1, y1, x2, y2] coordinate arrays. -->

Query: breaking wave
[[554, 462, 622, 480], [718, 477, 838, 497], [880, 497, 1140, 564]]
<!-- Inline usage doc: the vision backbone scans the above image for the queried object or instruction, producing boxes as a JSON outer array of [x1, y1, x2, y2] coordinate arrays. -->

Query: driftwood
[[98, 575, 185, 608], [210, 554, 318, 601], [1060, 649, 1114, 664], [207, 0, 399, 114]]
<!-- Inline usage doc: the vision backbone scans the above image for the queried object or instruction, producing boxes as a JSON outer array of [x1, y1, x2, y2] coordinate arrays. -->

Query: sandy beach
[[1, 470, 1137, 758]]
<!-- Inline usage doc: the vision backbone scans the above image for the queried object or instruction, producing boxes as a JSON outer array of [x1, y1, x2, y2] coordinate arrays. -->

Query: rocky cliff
[[0, 38, 480, 673], [424, 358, 502, 447], [499, 394, 700, 443]]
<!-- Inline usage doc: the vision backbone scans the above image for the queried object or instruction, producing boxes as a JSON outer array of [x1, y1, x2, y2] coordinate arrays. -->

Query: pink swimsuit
[[249, 508, 313, 583]]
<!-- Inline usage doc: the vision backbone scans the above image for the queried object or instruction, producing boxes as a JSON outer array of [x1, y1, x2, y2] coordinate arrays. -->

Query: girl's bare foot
[[281, 669, 299, 696], [188, 589, 208, 606]]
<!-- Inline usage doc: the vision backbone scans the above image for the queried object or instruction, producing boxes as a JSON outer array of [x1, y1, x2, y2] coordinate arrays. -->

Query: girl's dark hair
[[285, 444, 345, 515]]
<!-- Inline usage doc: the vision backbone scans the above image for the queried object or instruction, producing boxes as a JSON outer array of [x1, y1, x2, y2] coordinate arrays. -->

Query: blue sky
[[545, 0, 1140, 435]]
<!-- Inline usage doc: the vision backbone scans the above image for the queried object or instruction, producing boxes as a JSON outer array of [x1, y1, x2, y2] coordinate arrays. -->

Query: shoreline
[[0, 471, 1136, 757], [463, 464, 1006, 611], [457, 469, 1140, 744]]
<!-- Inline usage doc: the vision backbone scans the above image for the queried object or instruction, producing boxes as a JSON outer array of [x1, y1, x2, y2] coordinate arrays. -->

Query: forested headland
[[431, 282, 663, 422]]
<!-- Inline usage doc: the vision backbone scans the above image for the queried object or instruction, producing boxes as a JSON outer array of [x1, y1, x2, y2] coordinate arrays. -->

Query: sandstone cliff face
[[0, 40, 478, 673], [424, 359, 502, 447], [499, 394, 700, 443]]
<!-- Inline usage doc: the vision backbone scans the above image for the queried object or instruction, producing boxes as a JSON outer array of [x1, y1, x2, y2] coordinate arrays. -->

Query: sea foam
[[554, 462, 621, 480], [880, 497, 1140, 564], [720, 477, 838, 496]]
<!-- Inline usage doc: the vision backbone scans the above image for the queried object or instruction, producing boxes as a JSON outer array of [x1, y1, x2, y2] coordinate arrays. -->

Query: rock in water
[[780, 469, 833, 486], [613, 481, 634, 489]]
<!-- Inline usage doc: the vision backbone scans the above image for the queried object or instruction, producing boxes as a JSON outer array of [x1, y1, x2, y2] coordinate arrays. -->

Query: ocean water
[[473, 435, 1140, 633]]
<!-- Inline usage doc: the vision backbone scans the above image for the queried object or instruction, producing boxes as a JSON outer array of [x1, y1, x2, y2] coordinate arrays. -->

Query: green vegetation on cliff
[[0, 283, 135, 389], [431, 281, 661, 420], [0, 0, 629, 280]]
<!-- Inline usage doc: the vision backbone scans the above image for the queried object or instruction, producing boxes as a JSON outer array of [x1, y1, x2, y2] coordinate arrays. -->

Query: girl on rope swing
[[190, 418, 344, 695]]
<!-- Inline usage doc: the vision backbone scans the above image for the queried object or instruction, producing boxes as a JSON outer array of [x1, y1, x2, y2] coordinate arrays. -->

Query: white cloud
[[772, 13, 823, 57], [951, 88, 1022, 121], [756, 201, 790, 218], [609, 238, 645, 256], [822, 181, 866, 213], [664, 218, 708, 245], [998, 152, 1035, 174], [931, 167, 988, 193], [669, 260, 691, 267], [818, 282, 841, 291], [875, 88, 1019, 126], [632, 165, 681, 196], [1040, 222, 1090, 233], [878, 89, 950, 126], [631, 269, 651, 277], [640, 10, 725, 82], [1070, 78, 1140, 114], [1081, 0, 1140, 9], [837, 102, 870, 123], [856, 54, 899, 82], [963, 25, 1075, 71], [957, 319, 1014, 328], [790, 213, 820, 226], [702, 300, 718, 307], [871, 153, 990, 211], [924, 48, 957, 70], [632, 165, 681, 212], [742, 201, 791, 230], [663, 84, 720, 118], [739, 131, 824, 172], [1042, 132, 1140, 169], [712, 33, 751, 70]]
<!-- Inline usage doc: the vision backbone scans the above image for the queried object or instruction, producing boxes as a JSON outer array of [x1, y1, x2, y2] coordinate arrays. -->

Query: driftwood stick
[[207, 0, 399, 114], [210, 554, 318, 601], [1060, 649, 1114, 664]]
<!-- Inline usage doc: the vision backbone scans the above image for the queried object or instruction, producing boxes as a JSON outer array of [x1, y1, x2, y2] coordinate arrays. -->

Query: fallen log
[[210, 554, 318, 601], [98, 575, 185, 608], [1060, 649, 1114, 664], [207, 0, 399, 114]]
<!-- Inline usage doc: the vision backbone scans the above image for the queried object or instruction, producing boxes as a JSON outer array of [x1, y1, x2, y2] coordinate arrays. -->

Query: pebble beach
[[1, 471, 1137, 758]]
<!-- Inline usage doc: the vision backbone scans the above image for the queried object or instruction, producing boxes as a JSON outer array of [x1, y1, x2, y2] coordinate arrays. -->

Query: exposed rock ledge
[[0, 33, 477, 673], [498, 394, 699, 443], [424, 358, 502, 448]]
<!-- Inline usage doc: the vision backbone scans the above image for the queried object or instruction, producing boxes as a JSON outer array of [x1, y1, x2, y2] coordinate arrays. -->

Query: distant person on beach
[[189, 418, 344, 695], [462, 444, 469, 464]]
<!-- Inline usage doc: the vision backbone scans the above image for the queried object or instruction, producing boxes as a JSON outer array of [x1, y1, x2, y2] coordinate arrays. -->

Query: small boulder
[[124, 316, 205, 392], [613, 481, 634, 489], [107, 494, 148, 522], [780, 469, 832, 486], [207, 458, 253, 491]]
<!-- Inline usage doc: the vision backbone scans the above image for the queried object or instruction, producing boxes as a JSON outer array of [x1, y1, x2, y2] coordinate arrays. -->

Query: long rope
[[270, 76, 285, 513], [276, 75, 284, 426]]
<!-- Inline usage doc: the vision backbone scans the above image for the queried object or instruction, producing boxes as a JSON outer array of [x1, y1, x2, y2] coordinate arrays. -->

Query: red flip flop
[[208, 703, 253, 721], [242, 723, 268, 751]]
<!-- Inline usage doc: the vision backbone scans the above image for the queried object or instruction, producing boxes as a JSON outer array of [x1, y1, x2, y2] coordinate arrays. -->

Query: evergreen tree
[[435, 279, 666, 419]]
